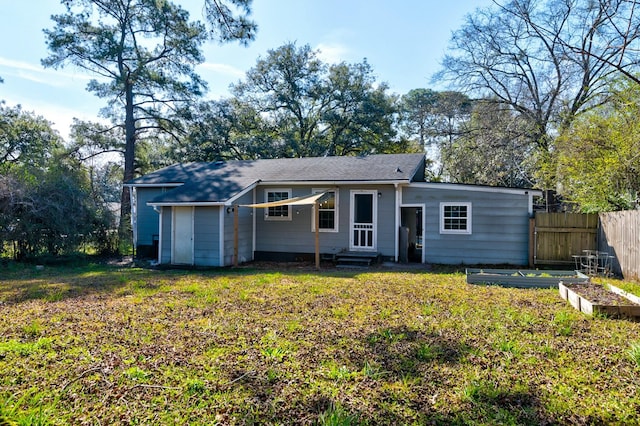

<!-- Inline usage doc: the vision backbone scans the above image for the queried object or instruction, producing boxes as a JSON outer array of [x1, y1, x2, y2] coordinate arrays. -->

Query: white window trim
[[311, 188, 339, 233], [440, 202, 472, 235], [264, 188, 292, 221]]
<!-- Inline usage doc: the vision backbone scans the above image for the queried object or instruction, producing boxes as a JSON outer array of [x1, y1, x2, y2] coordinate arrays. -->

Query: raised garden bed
[[559, 282, 640, 320], [466, 268, 590, 289]]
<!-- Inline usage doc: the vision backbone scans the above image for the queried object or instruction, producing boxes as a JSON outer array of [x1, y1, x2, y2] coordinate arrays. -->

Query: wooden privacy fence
[[598, 210, 640, 281], [532, 212, 598, 267]]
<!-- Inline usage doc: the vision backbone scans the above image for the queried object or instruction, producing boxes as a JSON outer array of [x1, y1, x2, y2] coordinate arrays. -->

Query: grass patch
[[0, 338, 53, 356], [552, 310, 576, 336], [0, 263, 639, 424], [629, 341, 640, 367], [595, 276, 640, 298], [317, 403, 360, 425], [615, 281, 640, 298]]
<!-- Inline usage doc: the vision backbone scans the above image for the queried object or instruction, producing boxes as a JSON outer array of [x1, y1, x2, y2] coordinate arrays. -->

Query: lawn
[[0, 262, 639, 425]]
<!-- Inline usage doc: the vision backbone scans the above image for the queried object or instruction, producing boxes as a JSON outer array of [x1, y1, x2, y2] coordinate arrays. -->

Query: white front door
[[350, 190, 377, 251], [172, 207, 193, 264]]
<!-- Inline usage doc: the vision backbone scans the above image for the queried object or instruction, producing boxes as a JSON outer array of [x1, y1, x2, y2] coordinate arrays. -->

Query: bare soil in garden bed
[[565, 283, 639, 306]]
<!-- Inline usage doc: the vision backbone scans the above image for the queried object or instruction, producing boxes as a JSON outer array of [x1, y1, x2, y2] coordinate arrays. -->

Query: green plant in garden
[[0, 338, 52, 356], [261, 346, 288, 362], [124, 366, 149, 381], [628, 341, 640, 367], [317, 403, 360, 426], [186, 379, 206, 395], [496, 339, 522, 357], [553, 311, 575, 336], [416, 343, 441, 361], [325, 363, 354, 381], [360, 360, 384, 379]]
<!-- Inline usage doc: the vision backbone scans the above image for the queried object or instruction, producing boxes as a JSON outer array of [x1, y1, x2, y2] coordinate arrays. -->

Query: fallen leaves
[[0, 263, 639, 424]]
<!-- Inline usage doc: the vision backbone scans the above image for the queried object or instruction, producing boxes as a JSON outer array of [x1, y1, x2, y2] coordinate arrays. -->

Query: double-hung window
[[264, 189, 291, 221], [312, 189, 338, 232], [440, 202, 472, 234]]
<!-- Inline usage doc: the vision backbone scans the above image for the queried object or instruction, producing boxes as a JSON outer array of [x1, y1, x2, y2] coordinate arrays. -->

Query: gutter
[[258, 179, 411, 186], [123, 183, 183, 188], [147, 201, 227, 207], [146, 181, 260, 208], [410, 182, 543, 196]]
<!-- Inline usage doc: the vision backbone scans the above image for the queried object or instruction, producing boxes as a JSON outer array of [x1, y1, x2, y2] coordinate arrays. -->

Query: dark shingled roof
[[128, 153, 425, 204]]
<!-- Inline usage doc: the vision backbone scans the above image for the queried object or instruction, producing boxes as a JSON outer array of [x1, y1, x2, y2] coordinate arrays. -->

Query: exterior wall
[[153, 200, 256, 267], [376, 186, 397, 258], [160, 207, 172, 264], [254, 184, 397, 259], [148, 183, 533, 267], [223, 191, 254, 266], [193, 207, 221, 266], [135, 188, 164, 250], [402, 185, 532, 265]]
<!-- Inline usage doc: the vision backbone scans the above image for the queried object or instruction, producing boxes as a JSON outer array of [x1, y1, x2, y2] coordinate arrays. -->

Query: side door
[[172, 206, 194, 264], [350, 190, 377, 251]]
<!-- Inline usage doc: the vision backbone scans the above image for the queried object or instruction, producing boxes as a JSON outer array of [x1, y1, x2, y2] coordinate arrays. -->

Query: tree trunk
[[119, 81, 136, 246]]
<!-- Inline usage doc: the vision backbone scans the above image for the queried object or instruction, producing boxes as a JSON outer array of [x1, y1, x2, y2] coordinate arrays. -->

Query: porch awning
[[240, 191, 330, 208], [236, 191, 332, 270]]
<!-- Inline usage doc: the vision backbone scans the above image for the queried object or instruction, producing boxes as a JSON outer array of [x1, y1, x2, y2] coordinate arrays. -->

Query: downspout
[[315, 200, 320, 270], [157, 207, 163, 264], [130, 187, 137, 262]]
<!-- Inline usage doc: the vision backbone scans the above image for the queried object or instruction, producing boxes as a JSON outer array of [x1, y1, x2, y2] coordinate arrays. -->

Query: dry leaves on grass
[[0, 264, 639, 425]]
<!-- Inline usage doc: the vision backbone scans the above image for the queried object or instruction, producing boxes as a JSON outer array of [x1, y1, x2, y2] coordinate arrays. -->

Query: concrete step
[[335, 252, 380, 268]]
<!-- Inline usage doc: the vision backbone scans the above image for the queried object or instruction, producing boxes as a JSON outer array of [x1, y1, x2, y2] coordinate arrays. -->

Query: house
[[125, 154, 542, 267]]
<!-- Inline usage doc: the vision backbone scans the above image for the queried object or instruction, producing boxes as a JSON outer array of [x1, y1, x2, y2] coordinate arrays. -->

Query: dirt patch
[[565, 283, 639, 306]]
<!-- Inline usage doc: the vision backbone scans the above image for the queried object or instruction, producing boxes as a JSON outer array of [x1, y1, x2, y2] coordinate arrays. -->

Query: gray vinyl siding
[[160, 207, 171, 264], [194, 207, 221, 266], [376, 186, 396, 257], [402, 186, 531, 265], [255, 186, 326, 255], [157, 202, 253, 267], [255, 185, 398, 258], [222, 192, 254, 266], [136, 187, 165, 246]]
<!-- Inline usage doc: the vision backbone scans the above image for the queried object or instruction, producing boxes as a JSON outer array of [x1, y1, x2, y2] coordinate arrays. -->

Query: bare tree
[[535, 0, 640, 87], [437, 0, 636, 154]]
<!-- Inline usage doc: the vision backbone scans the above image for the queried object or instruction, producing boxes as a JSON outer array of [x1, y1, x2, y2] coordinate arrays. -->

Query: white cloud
[[198, 62, 245, 78], [0, 56, 94, 87], [315, 43, 350, 64], [14, 69, 68, 87], [0, 57, 43, 73], [3, 95, 102, 140]]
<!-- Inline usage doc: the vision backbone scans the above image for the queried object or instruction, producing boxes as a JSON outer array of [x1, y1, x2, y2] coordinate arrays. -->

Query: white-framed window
[[440, 202, 472, 234], [264, 189, 292, 221], [312, 188, 338, 232]]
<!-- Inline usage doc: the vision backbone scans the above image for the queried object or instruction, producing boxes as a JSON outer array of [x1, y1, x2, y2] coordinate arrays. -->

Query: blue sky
[[0, 0, 490, 138]]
